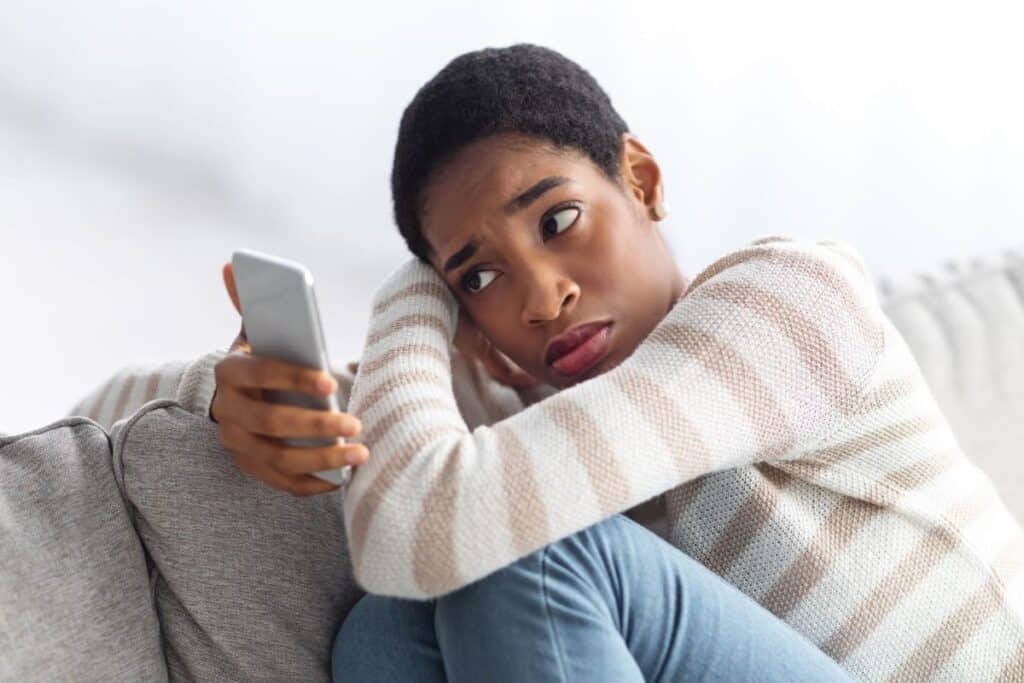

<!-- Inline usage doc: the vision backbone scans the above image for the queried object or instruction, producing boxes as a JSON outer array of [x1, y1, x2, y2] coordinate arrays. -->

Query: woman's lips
[[549, 323, 613, 378]]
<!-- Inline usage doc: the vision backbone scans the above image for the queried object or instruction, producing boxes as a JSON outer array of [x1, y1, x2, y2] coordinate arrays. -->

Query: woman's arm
[[342, 236, 886, 599], [68, 357, 201, 429]]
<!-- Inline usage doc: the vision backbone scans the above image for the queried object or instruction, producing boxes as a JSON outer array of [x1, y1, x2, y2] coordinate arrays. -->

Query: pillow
[[0, 418, 166, 681], [68, 342, 553, 680], [879, 249, 1024, 522], [110, 396, 364, 682]]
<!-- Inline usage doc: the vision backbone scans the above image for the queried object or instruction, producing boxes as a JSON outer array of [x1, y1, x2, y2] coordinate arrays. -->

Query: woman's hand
[[210, 262, 368, 497], [453, 308, 539, 389]]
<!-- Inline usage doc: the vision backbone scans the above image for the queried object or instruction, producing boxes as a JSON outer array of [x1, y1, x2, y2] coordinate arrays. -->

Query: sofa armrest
[[67, 349, 365, 431], [68, 350, 228, 430], [68, 345, 547, 434]]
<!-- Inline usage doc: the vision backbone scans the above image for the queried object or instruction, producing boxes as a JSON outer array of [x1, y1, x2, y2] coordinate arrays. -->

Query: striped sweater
[[339, 235, 1024, 681], [68, 236, 1024, 681]]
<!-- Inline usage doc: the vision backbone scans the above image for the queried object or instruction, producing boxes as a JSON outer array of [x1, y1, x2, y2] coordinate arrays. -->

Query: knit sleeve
[[341, 235, 886, 599], [334, 353, 535, 427]]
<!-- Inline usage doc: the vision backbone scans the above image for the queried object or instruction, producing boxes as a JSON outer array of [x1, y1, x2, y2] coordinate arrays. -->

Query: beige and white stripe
[[74, 362, 185, 429], [345, 238, 884, 593], [339, 235, 1024, 678]]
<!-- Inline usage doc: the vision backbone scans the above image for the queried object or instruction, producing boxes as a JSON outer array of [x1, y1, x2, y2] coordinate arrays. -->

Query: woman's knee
[[331, 594, 438, 681], [533, 513, 652, 582], [436, 544, 545, 613], [332, 595, 391, 676], [436, 515, 634, 624]]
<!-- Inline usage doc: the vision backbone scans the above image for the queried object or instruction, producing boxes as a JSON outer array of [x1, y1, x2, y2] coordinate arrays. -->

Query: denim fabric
[[332, 513, 853, 682]]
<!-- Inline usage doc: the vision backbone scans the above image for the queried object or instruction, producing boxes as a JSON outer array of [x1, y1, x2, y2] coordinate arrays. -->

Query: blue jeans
[[332, 513, 853, 681]]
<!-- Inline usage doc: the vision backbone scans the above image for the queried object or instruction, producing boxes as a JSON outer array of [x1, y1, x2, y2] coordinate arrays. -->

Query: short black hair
[[390, 43, 630, 262]]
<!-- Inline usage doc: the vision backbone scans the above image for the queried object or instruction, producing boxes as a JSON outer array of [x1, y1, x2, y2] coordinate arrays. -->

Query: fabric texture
[[334, 513, 855, 682], [70, 358, 194, 428], [879, 249, 1024, 522], [63, 236, 1024, 681], [60, 329, 548, 683], [339, 235, 1024, 681], [107, 380, 365, 682], [0, 418, 166, 682]]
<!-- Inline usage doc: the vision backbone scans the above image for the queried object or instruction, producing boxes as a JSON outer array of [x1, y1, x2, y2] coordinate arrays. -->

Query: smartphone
[[230, 248, 351, 487]]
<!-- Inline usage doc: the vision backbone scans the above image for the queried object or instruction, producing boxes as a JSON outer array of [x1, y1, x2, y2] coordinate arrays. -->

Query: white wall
[[2, 0, 1022, 433]]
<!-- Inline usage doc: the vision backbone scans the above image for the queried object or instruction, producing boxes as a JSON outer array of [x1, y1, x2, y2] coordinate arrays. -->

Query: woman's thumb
[[222, 262, 242, 315], [222, 262, 249, 353]]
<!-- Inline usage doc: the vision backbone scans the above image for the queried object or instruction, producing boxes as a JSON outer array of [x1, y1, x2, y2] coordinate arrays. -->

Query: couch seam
[[0, 416, 109, 446]]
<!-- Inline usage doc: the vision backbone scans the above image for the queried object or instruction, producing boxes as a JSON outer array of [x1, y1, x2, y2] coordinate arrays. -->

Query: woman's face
[[419, 132, 686, 389]]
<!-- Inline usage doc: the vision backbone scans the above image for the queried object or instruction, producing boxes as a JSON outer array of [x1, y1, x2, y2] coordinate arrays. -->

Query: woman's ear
[[618, 132, 666, 222]]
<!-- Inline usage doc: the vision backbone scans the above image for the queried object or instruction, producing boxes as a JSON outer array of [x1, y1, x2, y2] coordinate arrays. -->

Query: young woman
[[211, 44, 1024, 681]]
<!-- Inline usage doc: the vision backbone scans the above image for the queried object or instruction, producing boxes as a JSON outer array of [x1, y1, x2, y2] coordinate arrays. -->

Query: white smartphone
[[230, 248, 351, 487]]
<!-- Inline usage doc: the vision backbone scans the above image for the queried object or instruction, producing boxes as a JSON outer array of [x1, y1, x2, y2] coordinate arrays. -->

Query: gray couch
[[3, 247, 1023, 681]]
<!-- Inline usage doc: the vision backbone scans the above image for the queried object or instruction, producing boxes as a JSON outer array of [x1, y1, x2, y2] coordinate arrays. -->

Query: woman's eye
[[462, 269, 499, 293], [541, 206, 580, 239]]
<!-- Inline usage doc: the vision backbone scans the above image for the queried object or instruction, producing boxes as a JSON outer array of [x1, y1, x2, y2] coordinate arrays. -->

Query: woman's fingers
[[215, 352, 337, 398], [476, 345, 514, 385], [269, 442, 370, 474], [229, 450, 342, 498], [211, 265, 364, 497], [454, 308, 539, 389], [485, 346, 539, 389], [213, 385, 361, 440], [475, 339, 539, 389], [219, 424, 367, 497], [257, 468, 341, 497]]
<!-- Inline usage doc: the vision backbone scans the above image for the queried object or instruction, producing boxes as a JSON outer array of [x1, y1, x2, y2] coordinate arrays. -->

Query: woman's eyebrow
[[443, 241, 478, 273], [504, 175, 570, 215], [443, 175, 571, 274]]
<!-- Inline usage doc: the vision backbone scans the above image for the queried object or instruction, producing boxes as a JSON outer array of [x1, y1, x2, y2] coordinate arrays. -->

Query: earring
[[650, 201, 669, 221]]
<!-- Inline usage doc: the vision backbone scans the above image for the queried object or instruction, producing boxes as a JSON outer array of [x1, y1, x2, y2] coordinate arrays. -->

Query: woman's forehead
[[420, 139, 597, 252], [428, 140, 569, 205]]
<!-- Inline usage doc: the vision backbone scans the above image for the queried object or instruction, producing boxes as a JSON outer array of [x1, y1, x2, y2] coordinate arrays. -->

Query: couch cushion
[[111, 399, 364, 682], [0, 418, 166, 682], [880, 249, 1024, 521]]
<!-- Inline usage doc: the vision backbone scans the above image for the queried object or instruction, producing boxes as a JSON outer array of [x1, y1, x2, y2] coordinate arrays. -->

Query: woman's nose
[[521, 268, 580, 327]]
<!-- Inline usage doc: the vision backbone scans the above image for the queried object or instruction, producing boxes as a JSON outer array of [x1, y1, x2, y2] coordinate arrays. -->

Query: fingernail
[[344, 417, 361, 435], [317, 376, 335, 394]]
